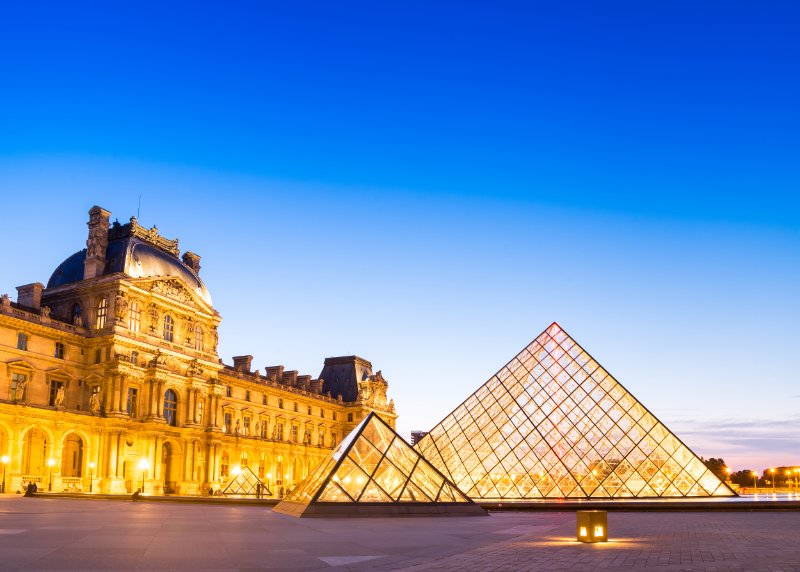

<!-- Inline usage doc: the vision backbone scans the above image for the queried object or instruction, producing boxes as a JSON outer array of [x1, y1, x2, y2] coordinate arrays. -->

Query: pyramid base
[[273, 500, 488, 518]]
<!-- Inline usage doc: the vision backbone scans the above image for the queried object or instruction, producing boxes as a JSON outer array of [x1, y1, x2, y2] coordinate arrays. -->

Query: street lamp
[[47, 458, 56, 492], [770, 468, 775, 493], [1, 455, 9, 493], [725, 467, 732, 482], [138, 458, 150, 494], [751, 471, 758, 492], [88, 461, 96, 493]]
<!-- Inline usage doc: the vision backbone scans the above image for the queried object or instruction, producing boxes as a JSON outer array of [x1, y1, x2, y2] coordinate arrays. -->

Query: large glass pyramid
[[416, 323, 736, 501], [273, 412, 485, 517]]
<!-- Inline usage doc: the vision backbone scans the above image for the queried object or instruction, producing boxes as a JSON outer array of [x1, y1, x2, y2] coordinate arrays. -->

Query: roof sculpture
[[274, 412, 486, 517], [415, 323, 736, 501]]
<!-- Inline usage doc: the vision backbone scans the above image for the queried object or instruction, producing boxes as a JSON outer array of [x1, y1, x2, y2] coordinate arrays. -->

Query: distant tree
[[730, 469, 766, 488], [701, 457, 728, 481]]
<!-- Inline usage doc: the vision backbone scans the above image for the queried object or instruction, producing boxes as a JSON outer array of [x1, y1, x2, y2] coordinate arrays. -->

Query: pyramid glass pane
[[415, 323, 735, 500]]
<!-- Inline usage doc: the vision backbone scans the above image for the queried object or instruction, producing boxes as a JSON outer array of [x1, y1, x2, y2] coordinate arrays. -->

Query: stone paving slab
[[1, 495, 799, 571]]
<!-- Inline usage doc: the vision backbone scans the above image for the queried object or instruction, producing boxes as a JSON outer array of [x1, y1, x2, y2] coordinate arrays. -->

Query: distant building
[[0, 205, 395, 495], [410, 431, 428, 446]]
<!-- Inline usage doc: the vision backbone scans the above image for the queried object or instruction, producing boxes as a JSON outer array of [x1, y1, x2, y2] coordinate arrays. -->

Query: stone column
[[156, 382, 164, 417], [187, 389, 195, 424], [118, 375, 129, 413], [150, 381, 159, 417]]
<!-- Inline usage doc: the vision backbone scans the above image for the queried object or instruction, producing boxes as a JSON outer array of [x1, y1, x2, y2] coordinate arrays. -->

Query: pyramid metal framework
[[416, 323, 736, 501], [274, 412, 484, 517]]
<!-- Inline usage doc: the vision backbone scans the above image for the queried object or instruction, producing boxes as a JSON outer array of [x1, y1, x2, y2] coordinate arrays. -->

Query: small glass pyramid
[[416, 323, 736, 501], [274, 412, 485, 517], [221, 465, 270, 498]]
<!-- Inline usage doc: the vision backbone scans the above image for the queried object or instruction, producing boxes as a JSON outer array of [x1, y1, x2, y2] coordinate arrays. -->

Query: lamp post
[[770, 468, 775, 493], [1, 455, 9, 493], [725, 467, 732, 482], [138, 458, 150, 494], [88, 461, 96, 493], [47, 458, 56, 492], [751, 471, 758, 492]]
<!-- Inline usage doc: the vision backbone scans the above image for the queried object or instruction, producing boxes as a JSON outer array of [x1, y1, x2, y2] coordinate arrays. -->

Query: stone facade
[[0, 206, 396, 496]]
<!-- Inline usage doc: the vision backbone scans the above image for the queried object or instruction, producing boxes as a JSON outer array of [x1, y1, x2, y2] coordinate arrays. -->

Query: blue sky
[[1, 1, 798, 471]]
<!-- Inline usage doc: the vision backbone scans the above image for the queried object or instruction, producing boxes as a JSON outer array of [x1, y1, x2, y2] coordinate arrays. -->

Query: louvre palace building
[[0, 206, 396, 496]]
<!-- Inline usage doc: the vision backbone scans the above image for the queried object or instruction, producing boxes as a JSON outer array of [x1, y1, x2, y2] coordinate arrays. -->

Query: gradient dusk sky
[[1, 2, 798, 472]]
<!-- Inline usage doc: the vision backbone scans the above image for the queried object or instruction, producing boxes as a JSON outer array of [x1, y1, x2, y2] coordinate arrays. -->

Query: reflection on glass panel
[[414, 322, 734, 500]]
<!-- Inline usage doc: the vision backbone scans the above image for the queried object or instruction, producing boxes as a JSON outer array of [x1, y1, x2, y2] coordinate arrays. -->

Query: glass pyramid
[[416, 323, 736, 501], [275, 412, 484, 517], [222, 465, 271, 498]]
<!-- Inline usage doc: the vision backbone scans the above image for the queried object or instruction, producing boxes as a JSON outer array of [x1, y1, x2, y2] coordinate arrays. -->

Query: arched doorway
[[21, 428, 49, 477], [161, 442, 174, 494], [61, 434, 83, 477]]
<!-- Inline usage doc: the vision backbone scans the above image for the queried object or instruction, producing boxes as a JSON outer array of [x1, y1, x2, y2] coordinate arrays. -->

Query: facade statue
[[41, 306, 52, 318], [114, 292, 128, 320], [15, 379, 27, 401], [54, 386, 66, 407], [90, 390, 101, 413]]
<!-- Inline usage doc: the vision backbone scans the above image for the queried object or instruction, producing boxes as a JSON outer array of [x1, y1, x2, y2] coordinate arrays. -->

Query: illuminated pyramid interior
[[416, 323, 735, 501], [274, 412, 485, 517]]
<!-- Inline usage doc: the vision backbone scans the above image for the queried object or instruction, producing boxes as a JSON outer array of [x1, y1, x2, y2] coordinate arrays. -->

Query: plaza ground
[[0, 496, 799, 571]]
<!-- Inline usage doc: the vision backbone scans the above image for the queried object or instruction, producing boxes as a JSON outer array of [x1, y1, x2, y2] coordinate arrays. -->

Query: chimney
[[16, 283, 44, 310], [182, 251, 201, 275], [232, 355, 253, 373], [83, 206, 111, 280]]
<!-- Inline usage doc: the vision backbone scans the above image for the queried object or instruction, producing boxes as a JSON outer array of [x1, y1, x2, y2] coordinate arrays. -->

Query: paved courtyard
[[1, 496, 799, 571]]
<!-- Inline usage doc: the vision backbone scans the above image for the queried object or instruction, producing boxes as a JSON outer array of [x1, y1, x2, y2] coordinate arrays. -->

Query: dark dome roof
[[47, 237, 212, 306]]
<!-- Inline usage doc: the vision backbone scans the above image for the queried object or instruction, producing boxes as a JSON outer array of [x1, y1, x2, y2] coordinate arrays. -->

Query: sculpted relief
[[150, 280, 194, 304]]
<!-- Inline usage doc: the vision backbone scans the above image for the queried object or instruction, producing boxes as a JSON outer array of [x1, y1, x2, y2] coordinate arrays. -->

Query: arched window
[[95, 298, 108, 329], [163, 389, 178, 426], [163, 315, 174, 342], [193, 324, 203, 351], [71, 303, 82, 326], [128, 301, 141, 332], [241, 452, 248, 468]]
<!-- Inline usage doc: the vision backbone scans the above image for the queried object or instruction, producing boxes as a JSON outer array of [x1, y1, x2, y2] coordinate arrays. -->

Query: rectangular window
[[333, 411, 337, 421], [245, 390, 250, 402], [96, 298, 107, 329], [260, 421, 268, 439], [278, 398, 283, 409], [303, 430, 311, 445], [293, 402, 298, 412], [128, 302, 141, 332], [95, 348, 102, 364], [347, 413, 353, 422], [243, 417, 251, 436], [226, 385, 232, 397], [275, 423, 284, 441], [258, 458, 265, 479], [290, 425, 298, 443], [262, 395, 267, 405], [319, 430, 325, 447], [48, 380, 64, 407], [224, 412, 232, 433], [127, 387, 138, 417], [321, 409, 325, 418], [307, 405, 311, 415], [16, 332, 28, 351], [54, 342, 64, 359], [331, 432, 337, 446], [11, 372, 27, 400]]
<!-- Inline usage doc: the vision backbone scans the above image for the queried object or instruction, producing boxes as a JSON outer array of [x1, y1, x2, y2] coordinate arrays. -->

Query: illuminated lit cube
[[576, 510, 608, 543]]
